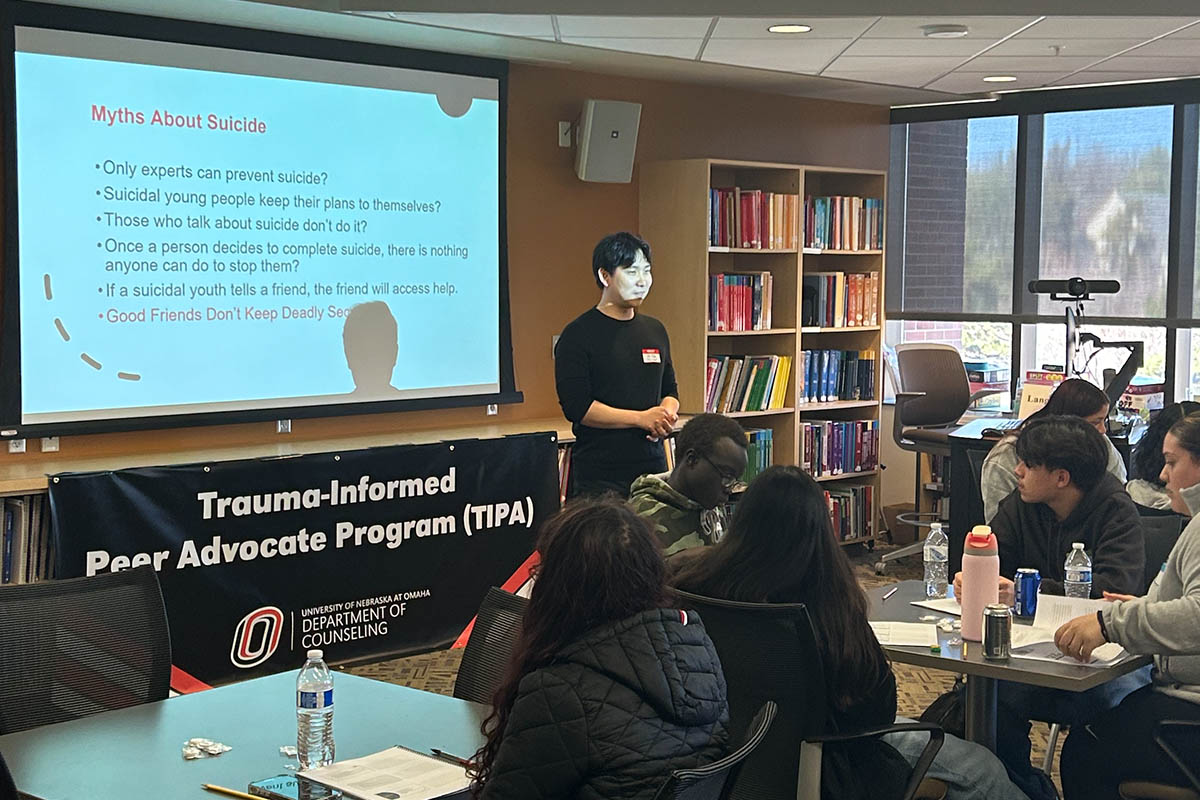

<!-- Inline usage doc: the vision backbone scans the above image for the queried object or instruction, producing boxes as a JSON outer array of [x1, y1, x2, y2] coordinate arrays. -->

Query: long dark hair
[[470, 497, 668, 792], [1134, 402, 1200, 483], [670, 466, 889, 711], [1025, 378, 1109, 426]]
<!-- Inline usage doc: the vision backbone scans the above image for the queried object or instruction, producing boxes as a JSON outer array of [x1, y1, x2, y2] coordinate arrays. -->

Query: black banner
[[49, 433, 558, 685]]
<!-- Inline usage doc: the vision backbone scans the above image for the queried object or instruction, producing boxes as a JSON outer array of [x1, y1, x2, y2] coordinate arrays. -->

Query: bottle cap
[[1072, 542, 1085, 550], [307, 649, 323, 660]]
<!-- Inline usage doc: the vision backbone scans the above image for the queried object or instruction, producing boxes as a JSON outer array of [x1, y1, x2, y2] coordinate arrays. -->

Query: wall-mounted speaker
[[574, 99, 642, 183]]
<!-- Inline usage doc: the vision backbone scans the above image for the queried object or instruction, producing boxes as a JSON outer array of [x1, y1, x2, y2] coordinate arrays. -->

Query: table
[[0, 671, 489, 800], [867, 580, 1151, 751]]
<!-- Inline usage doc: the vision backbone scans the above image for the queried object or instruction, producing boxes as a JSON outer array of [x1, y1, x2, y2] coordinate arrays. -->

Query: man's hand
[[1102, 591, 1137, 603], [638, 405, 675, 440], [952, 572, 1014, 606], [1055, 614, 1107, 662]]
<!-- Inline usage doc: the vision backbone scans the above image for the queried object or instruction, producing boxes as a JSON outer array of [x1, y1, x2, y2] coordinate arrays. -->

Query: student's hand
[[951, 572, 1013, 605], [638, 406, 675, 439], [1054, 614, 1107, 662], [1102, 591, 1137, 603], [953, 572, 963, 604]]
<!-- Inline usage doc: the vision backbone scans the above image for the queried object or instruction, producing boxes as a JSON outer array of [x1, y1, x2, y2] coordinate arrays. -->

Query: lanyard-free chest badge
[[642, 348, 661, 364]]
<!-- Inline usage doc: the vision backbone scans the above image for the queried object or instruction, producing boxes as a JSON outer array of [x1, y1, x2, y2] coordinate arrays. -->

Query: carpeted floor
[[345, 543, 1064, 790]]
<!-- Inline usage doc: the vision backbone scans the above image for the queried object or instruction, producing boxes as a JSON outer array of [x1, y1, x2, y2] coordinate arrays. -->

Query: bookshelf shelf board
[[708, 328, 797, 337], [709, 246, 799, 254], [724, 408, 796, 419], [799, 326, 881, 334], [795, 400, 878, 412], [813, 469, 880, 483], [802, 248, 883, 256]]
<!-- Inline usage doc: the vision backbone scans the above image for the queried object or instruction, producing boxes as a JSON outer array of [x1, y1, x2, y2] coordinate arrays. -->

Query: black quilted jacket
[[479, 608, 730, 800]]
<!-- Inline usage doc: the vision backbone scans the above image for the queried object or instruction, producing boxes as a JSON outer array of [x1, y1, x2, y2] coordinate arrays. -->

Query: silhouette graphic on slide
[[343, 301, 402, 396]]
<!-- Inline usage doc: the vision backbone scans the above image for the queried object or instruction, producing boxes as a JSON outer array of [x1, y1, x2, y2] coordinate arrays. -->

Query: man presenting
[[556, 232, 679, 498]]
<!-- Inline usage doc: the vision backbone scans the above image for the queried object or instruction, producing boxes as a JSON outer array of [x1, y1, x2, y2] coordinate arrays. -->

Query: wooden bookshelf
[[639, 158, 886, 546]]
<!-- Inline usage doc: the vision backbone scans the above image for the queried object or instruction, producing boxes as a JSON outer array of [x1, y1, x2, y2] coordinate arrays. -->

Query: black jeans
[[1060, 685, 1200, 799]]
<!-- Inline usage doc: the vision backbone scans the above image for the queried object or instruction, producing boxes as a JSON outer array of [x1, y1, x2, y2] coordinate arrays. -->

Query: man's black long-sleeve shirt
[[555, 308, 678, 476]]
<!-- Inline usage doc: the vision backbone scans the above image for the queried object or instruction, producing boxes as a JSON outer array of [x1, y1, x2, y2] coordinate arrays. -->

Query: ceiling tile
[[1165, 23, 1200, 38], [556, 16, 712, 38], [819, 70, 939, 89], [823, 61, 964, 87], [381, 13, 556, 38], [840, 37, 990, 57], [1088, 55, 1200, 73], [1018, 17, 1195, 39], [862, 16, 1036, 39], [924, 71, 1068, 93], [562, 37, 703, 59], [1123, 38, 1200, 57], [709, 17, 877, 39], [959, 55, 1101, 72], [701, 38, 852, 73], [1049, 71, 1194, 87], [984, 38, 1148, 57], [824, 55, 966, 72]]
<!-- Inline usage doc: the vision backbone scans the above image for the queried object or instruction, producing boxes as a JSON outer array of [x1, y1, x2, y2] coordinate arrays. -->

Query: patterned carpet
[[345, 543, 1064, 789]]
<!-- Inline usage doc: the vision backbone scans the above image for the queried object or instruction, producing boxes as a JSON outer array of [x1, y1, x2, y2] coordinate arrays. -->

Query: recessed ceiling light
[[767, 24, 812, 34], [983, 75, 1018, 82], [921, 24, 969, 39]]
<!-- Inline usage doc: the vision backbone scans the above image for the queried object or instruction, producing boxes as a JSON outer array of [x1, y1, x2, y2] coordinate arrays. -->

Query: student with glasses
[[629, 413, 747, 555]]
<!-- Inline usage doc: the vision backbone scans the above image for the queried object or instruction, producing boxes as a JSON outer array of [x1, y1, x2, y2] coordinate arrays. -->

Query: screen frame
[[0, 1, 520, 438]]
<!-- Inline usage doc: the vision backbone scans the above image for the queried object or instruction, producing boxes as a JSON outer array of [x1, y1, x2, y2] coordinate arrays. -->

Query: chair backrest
[[0, 748, 16, 800], [0, 565, 171, 735], [1140, 514, 1189, 592], [949, 446, 990, 574], [653, 702, 778, 800], [674, 591, 827, 800], [894, 344, 971, 428], [453, 587, 529, 705], [1157, 720, 1200, 791]]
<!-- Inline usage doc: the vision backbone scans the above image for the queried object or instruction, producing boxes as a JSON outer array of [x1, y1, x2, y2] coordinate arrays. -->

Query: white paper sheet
[[909, 597, 962, 616], [1007, 595, 1127, 667], [300, 745, 471, 800], [869, 621, 940, 647]]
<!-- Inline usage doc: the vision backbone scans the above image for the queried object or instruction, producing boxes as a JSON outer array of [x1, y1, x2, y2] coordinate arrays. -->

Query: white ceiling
[[354, 12, 1200, 104]]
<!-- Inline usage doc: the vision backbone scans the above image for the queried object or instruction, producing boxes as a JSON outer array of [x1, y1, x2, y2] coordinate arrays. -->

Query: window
[[1039, 106, 1172, 319], [1022, 322, 1166, 391], [1189, 331, 1200, 402], [885, 320, 1013, 409]]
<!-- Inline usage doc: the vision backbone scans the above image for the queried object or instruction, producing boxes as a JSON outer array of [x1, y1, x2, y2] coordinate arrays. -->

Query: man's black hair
[[674, 413, 747, 460], [592, 232, 651, 288], [1015, 415, 1108, 492]]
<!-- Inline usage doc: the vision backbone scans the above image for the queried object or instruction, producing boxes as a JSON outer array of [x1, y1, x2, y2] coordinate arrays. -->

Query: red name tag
[[642, 349, 661, 364]]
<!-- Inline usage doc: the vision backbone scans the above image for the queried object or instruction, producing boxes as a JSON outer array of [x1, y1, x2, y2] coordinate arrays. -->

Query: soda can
[[1015, 568, 1041, 618], [982, 604, 1012, 660]]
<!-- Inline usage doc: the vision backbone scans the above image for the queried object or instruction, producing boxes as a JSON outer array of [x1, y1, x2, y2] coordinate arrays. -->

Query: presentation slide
[[13, 27, 501, 425]]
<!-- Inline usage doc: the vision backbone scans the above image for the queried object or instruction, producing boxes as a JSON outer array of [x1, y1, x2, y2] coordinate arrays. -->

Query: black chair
[[452, 587, 529, 705], [653, 702, 778, 800], [0, 749, 16, 800], [675, 591, 944, 800], [0, 565, 171, 735], [1118, 720, 1200, 800], [1141, 513, 1188, 591]]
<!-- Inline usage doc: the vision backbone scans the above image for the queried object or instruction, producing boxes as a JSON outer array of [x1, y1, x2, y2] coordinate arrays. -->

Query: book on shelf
[[804, 195, 883, 251], [708, 187, 800, 250], [705, 354, 791, 413], [801, 271, 879, 328], [2, 495, 50, 585], [825, 484, 875, 541], [742, 428, 773, 484], [709, 272, 774, 331], [800, 349, 876, 404], [800, 419, 879, 478]]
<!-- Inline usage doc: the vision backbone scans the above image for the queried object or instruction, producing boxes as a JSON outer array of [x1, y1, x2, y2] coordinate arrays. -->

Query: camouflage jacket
[[629, 473, 726, 556]]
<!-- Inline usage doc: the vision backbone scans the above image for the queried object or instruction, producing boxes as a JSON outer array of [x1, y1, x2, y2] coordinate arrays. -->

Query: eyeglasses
[[699, 452, 741, 489]]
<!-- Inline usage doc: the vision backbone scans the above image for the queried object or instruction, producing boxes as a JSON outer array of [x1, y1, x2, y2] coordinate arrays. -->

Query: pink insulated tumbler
[[960, 525, 1000, 642]]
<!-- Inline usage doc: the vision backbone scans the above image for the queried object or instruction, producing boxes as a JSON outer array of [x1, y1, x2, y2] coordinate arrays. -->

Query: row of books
[[708, 188, 801, 250], [825, 484, 875, 542], [709, 272, 774, 332], [800, 419, 880, 477], [2, 495, 51, 585], [804, 195, 883, 251], [802, 350, 876, 404], [742, 428, 773, 484], [801, 271, 880, 328], [704, 354, 793, 413]]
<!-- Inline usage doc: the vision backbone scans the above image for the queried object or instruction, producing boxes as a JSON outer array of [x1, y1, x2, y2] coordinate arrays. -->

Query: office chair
[[0, 749, 16, 800], [878, 343, 1005, 573], [674, 591, 945, 800], [452, 586, 528, 705], [0, 565, 171, 735], [1118, 720, 1200, 800], [653, 702, 778, 800]]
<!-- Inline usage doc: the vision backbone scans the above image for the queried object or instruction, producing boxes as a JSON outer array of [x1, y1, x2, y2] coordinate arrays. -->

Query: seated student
[[981, 379, 1127, 522], [1055, 411, 1200, 798], [670, 466, 1027, 800], [629, 413, 748, 555], [955, 415, 1146, 800], [471, 497, 729, 800], [1126, 401, 1200, 511]]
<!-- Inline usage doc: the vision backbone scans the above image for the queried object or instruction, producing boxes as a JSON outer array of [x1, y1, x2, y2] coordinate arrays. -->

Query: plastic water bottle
[[923, 522, 949, 599], [1064, 543, 1093, 599], [297, 648, 335, 769]]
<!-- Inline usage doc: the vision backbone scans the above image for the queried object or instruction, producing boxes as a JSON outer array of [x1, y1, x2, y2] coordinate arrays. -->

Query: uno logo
[[231, 606, 284, 669]]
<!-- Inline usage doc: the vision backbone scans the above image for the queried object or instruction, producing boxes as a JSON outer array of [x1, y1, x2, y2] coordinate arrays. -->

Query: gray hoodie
[[981, 435, 1127, 523], [1103, 481, 1200, 705]]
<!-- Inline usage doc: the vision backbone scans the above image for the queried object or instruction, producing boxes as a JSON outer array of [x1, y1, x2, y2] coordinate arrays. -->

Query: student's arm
[[1090, 500, 1146, 597], [1103, 523, 1200, 655], [479, 672, 589, 800]]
